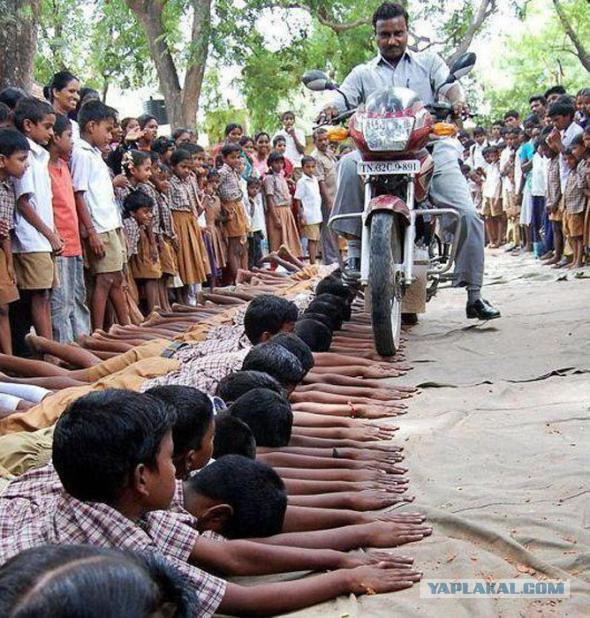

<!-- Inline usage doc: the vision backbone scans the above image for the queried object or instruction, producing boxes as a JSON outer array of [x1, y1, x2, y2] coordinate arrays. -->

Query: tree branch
[[552, 0, 590, 72], [446, 0, 495, 66], [316, 7, 370, 33]]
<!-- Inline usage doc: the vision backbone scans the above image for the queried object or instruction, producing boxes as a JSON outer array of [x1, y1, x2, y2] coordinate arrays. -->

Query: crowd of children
[[0, 72, 347, 357], [460, 85, 590, 269]]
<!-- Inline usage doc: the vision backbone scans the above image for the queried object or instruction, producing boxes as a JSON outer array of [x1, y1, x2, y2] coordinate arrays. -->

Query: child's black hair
[[52, 390, 176, 504], [122, 149, 151, 176], [305, 300, 343, 330], [302, 310, 340, 331], [239, 135, 253, 146], [122, 189, 154, 218], [270, 332, 315, 373], [0, 87, 27, 110], [152, 136, 174, 155], [301, 155, 315, 167], [0, 102, 11, 124], [187, 455, 287, 538], [170, 148, 191, 167], [146, 385, 213, 458], [548, 100, 575, 118], [78, 99, 117, 132], [246, 176, 261, 188], [206, 168, 220, 182], [172, 127, 190, 141], [212, 414, 256, 460], [0, 128, 30, 157], [472, 126, 487, 136], [183, 143, 204, 156], [280, 110, 295, 120], [242, 343, 306, 387], [315, 276, 354, 301], [314, 292, 350, 320], [267, 151, 285, 168], [229, 388, 293, 447], [504, 109, 519, 120], [243, 294, 299, 344], [224, 122, 242, 137], [45, 70, 79, 102], [272, 134, 286, 147], [221, 143, 241, 157], [52, 114, 72, 138], [137, 113, 157, 129], [215, 370, 284, 403], [294, 318, 334, 353], [13, 98, 55, 133]]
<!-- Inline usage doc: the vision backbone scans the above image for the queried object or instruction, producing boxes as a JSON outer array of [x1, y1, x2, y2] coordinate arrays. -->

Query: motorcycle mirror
[[446, 52, 477, 84], [302, 70, 339, 92]]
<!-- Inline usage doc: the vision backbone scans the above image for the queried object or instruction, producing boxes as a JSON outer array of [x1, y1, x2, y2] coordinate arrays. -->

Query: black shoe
[[466, 299, 501, 320], [402, 312, 418, 325]]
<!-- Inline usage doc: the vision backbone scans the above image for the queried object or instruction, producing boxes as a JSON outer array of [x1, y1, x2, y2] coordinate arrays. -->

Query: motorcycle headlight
[[362, 117, 415, 151]]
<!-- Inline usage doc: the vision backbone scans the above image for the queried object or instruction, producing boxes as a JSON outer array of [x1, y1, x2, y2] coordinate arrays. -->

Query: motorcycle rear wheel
[[368, 212, 404, 356]]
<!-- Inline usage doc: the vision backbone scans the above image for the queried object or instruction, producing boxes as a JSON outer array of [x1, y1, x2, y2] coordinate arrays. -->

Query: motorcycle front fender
[[365, 195, 410, 226]]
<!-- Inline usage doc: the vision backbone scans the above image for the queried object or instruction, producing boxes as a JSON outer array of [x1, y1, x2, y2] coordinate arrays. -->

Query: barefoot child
[[294, 156, 323, 264], [246, 176, 265, 269], [47, 115, 90, 342], [12, 98, 60, 340], [217, 143, 249, 283], [563, 145, 586, 269], [71, 100, 129, 330], [203, 169, 227, 279], [481, 145, 503, 247], [264, 151, 302, 259], [0, 129, 29, 353]]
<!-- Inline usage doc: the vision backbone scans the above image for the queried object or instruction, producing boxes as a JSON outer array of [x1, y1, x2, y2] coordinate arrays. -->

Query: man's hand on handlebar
[[316, 105, 339, 125], [452, 101, 470, 119]]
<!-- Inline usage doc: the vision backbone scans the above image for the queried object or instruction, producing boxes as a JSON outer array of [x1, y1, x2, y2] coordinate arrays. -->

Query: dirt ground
[[281, 249, 590, 617]]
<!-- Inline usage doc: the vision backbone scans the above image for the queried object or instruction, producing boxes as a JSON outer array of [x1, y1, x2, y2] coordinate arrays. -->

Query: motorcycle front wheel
[[368, 212, 404, 356]]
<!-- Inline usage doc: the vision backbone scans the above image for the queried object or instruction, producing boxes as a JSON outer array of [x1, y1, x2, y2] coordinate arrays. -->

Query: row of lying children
[[0, 272, 430, 616]]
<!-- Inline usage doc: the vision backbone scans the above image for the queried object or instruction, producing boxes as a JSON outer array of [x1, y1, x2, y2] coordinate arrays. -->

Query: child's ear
[[134, 463, 150, 497], [198, 504, 233, 534], [186, 449, 204, 473], [22, 119, 34, 135]]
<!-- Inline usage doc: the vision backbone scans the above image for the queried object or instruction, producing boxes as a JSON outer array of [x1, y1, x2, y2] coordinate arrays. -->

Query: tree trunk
[[446, 0, 493, 67], [126, 0, 212, 129], [553, 0, 590, 72], [0, 0, 41, 92]]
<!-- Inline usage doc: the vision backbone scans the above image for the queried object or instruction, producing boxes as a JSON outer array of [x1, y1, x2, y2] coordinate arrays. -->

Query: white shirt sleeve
[[70, 148, 91, 193], [13, 157, 35, 200], [294, 179, 305, 201]]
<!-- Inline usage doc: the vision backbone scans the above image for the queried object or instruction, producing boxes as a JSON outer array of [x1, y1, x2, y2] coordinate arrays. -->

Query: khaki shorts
[[0, 249, 18, 305], [13, 252, 54, 290], [482, 197, 503, 218], [564, 211, 584, 238], [84, 229, 125, 274], [301, 223, 321, 241]]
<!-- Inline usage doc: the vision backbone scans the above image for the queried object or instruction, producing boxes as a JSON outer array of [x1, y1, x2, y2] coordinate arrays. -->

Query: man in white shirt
[[272, 111, 306, 178], [294, 156, 323, 264]]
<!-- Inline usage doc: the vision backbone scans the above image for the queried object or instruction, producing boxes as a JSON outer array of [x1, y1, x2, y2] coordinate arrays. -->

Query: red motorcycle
[[303, 53, 476, 355]]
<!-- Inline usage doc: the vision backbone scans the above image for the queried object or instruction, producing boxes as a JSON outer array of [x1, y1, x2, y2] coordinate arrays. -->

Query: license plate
[[357, 160, 420, 175]]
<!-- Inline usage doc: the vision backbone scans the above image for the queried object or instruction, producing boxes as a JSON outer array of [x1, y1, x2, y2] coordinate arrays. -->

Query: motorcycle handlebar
[[314, 108, 356, 130]]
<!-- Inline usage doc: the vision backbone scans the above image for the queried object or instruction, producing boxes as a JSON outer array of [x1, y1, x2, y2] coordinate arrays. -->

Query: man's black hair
[[548, 100, 575, 118], [242, 343, 306, 387], [270, 332, 315, 373], [170, 148, 191, 167], [123, 190, 153, 218], [503, 109, 520, 120], [146, 385, 213, 457], [213, 414, 256, 460], [295, 318, 334, 353], [229, 388, 293, 447], [302, 310, 339, 331], [0, 87, 27, 110], [243, 294, 298, 344], [215, 370, 284, 403], [52, 114, 72, 138], [78, 99, 116, 132], [187, 455, 287, 538], [13, 98, 55, 133], [372, 2, 409, 29], [221, 143, 241, 157], [529, 94, 547, 105], [52, 390, 176, 504], [544, 85, 566, 99], [0, 128, 30, 157]]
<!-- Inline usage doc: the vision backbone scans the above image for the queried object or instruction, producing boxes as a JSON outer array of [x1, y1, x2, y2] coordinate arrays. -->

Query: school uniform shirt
[[313, 148, 337, 202], [70, 139, 121, 233], [12, 139, 54, 254], [273, 128, 306, 167], [168, 175, 194, 212], [499, 146, 515, 196], [482, 162, 501, 199], [263, 174, 291, 206], [295, 174, 323, 225], [217, 163, 243, 202], [514, 145, 523, 193], [468, 141, 488, 171], [240, 177, 251, 228], [0, 465, 226, 618], [0, 179, 16, 233], [545, 157, 562, 211], [48, 159, 82, 257], [559, 122, 584, 190], [531, 152, 547, 197], [563, 160, 586, 215], [249, 192, 267, 235]]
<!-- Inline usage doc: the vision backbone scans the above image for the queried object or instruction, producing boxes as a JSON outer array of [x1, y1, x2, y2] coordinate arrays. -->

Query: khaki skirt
[[209, 225, 227, 269], [266, 205, 302, 258], [159, 235, 178, 276], [171, 211, 210, 285], [130, 228, 162, 280]]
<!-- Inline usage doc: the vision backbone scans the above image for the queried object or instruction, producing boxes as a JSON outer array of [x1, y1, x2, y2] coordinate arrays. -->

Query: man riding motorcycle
[[323, 1, 500, 321]]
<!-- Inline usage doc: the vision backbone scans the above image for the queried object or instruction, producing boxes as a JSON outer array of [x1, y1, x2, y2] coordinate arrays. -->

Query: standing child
[[530, 137, 548, 257], [12, 98, 60, 340], [499, 129, 518, 249], [481, 145, 503, 247], [264, 152, 302, 259], [246, 177, 266, 269], [70, 100, 129, 330], [563, 141, 587, 269], [0, 129, 29, 353], [47, 114, 90, 342], [273, 111, 306, 180], [217, 143, 249, 283], [120, 150, 161, 313], [168, 149, 209, 303], [542, 137, 564, 267], [203, 169, 227, 278], [294, 156, 323, 264]]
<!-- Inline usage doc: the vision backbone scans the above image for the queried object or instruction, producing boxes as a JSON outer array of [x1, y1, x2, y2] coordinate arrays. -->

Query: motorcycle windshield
[[364, 87, 422, 116]]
